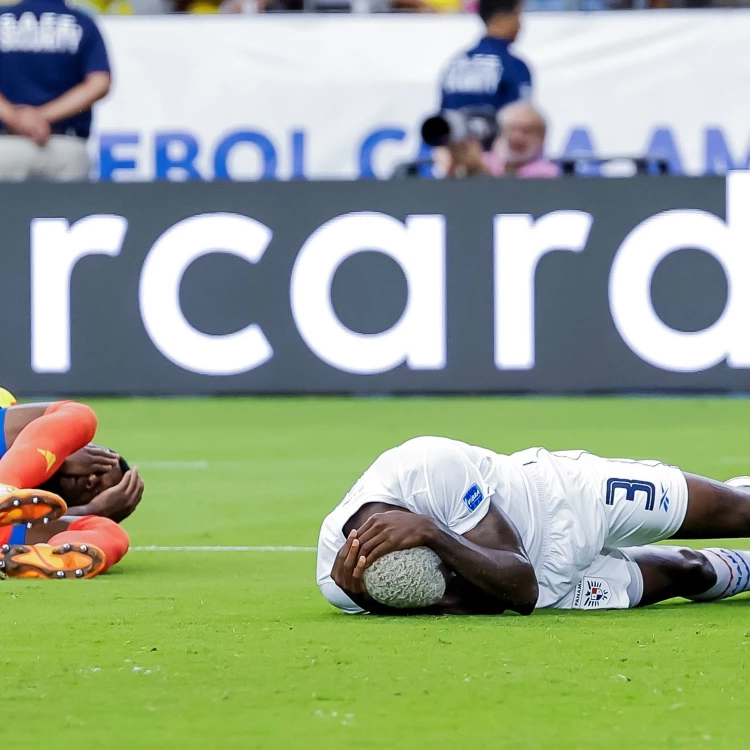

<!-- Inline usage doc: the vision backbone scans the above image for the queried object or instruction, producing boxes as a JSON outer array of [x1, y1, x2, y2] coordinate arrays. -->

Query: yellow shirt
[[187, 0, 221, 10], [422, 0, 463, 12], [69, 0, 135, 14]]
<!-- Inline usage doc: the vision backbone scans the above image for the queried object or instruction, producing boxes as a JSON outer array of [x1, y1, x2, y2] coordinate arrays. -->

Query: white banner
[[94, 11, 750, 180]]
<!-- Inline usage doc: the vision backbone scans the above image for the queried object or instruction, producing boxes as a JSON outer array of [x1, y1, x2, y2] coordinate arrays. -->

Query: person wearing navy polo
[[0, 0, 111, 181], [440, 0, 531, 115]]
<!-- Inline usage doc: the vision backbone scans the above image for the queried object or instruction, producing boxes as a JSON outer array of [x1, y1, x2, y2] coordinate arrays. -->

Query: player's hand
[[355, 511, 434, 566], [331, 530, 368, 596], [60, 444, 120, 477], [87, 467, 144, 523]]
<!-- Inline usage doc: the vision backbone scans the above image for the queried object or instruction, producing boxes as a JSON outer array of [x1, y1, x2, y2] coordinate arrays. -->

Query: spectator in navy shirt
[[0, 0, 111, 181], [440, 0, 531, 114]]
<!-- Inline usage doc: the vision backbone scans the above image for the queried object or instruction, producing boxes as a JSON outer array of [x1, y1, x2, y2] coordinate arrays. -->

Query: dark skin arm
[[333, 502, 538, 616]]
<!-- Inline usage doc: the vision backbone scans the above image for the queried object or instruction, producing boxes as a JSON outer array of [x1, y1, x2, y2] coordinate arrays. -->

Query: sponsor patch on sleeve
[[462, 483, 484, 511]]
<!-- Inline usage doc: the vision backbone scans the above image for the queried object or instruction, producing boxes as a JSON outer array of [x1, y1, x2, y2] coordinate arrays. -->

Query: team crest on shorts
[[573, 577, 611, 609]]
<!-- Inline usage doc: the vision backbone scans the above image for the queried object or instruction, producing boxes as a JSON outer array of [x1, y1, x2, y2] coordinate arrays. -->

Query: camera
[[421, 106, 499, 152]]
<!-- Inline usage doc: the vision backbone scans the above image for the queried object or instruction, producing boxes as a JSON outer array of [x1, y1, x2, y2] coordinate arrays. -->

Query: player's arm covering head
[[364, 547, 447, 609]]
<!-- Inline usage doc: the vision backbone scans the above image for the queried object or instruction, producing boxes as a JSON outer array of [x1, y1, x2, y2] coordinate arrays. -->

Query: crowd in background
[[3, 0, 745, 15], [0, 0, 726, 181], [0, 0, 677, 181]]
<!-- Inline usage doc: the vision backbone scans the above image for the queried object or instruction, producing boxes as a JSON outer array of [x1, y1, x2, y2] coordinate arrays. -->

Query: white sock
[[691, 548, 750, 601]]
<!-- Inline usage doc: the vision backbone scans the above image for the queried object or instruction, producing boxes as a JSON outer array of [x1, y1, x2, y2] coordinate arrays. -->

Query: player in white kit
[[317, 436, 750, 615]]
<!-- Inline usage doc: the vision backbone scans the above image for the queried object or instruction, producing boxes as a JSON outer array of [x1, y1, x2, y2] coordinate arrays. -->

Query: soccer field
[[4, 397, 749, 748]]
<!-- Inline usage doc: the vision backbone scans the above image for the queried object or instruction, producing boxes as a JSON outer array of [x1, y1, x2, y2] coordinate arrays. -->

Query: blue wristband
[[0, 408, 7, 458]]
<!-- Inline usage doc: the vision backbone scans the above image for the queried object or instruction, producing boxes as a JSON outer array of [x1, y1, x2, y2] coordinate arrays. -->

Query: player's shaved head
[[364, 548, 447, 609]]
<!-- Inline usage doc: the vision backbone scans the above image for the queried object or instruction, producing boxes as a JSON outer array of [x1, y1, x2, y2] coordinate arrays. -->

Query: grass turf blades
[[1, 396, 748, 748]]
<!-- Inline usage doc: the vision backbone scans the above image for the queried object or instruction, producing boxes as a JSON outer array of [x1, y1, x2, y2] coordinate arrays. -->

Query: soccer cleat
[[726, 476, 750, 490], [0, 485, 67, 528], [0, 542, 106, 579]]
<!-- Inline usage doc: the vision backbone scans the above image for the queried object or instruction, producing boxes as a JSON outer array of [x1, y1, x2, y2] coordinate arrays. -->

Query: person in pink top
[[483, 101, 560, 178]]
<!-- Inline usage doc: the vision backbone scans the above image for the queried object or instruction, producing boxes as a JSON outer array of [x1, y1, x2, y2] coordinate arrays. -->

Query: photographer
[[440, 0, 531, 114], [423, 108, 493, 178], [420, 107, 490, 178], [415, 103, 558, 179]]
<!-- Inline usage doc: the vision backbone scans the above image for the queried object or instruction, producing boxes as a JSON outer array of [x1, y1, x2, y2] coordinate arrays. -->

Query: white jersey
[[317, 436, 690, 613], [316, 436, 543, 614]]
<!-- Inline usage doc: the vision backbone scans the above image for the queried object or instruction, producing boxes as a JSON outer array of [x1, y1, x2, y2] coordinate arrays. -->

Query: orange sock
[[0, 402, 97, 489], [48, 516, 130, 574]]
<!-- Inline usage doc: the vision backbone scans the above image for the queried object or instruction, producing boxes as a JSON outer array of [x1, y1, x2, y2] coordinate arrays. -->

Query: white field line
[[138, 458, 354, 470], [144, 459, 750, 471], [139, 461, 209, 470], [131, 545, 315, 552], [134, 462, 319, 552]]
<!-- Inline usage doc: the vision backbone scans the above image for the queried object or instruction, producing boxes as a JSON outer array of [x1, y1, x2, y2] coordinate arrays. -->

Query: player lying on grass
[[318, 436, 750, 614], [0, 400, 141, 579]]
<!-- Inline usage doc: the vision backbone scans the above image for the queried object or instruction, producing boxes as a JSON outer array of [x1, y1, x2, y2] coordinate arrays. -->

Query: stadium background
[[83, 14, 750, 180], [3, 6, 750, 748]]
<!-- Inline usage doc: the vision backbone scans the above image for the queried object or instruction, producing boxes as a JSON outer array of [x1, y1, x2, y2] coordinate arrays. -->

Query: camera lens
[[421, 115, 452, 148]]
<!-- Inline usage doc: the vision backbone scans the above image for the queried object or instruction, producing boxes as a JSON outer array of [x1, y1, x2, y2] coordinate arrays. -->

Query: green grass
[[3, 397, 750, 748]]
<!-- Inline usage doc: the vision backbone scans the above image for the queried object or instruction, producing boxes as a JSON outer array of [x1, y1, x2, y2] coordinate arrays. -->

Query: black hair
[[478, 0, 521, 24], [118, 455, 131, 476], [39, 473, 61, 496]]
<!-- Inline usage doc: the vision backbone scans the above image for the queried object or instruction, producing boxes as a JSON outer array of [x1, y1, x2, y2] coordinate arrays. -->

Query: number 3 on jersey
[[605, 478, 656, 511]]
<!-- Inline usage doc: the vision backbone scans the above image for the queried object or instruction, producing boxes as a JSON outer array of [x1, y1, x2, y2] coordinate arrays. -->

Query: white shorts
[[512, 449, 689, 610]]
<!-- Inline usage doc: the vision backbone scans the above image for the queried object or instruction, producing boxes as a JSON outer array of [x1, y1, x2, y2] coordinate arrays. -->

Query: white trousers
[[0, 135, 90, 181]]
